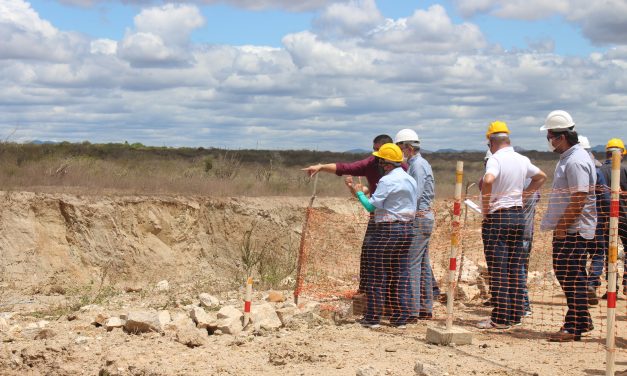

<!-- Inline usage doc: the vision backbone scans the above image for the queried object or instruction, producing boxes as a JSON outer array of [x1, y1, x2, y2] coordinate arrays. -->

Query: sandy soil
[[1, 191, 626, 375]]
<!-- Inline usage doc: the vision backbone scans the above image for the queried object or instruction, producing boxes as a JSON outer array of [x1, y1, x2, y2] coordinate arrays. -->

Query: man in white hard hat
[[477, 121, 546, 330], [394, 128, 438, 320], [347, 143, 418, 329], [540, 110, 597, 342]]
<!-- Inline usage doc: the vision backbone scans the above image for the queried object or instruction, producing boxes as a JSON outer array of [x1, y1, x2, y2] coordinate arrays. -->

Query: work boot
[[548, 329, 581, 342]]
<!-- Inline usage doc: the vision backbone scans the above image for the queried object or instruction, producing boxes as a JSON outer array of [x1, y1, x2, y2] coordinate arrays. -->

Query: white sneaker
[[476, 318, 510, 330]]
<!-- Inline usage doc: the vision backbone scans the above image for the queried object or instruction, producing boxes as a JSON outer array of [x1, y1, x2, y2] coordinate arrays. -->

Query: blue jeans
[[588, 216, 609, 289], [553, 233, 593, 334], [483, 208, 525, 325], [359, 215, 376, 293], [408, 217, 434, 315], [363, 221, 413, 326]]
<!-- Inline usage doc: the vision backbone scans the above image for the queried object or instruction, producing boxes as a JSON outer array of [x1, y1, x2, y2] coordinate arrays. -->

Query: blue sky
[[28, 0, 601, 55], [1, 0, 626, 151]]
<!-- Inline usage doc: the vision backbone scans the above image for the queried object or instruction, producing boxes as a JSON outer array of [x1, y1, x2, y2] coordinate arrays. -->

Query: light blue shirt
[[540, 144, 597, 239], [407, 153, 435, 220], [369, 167, 418, 223]]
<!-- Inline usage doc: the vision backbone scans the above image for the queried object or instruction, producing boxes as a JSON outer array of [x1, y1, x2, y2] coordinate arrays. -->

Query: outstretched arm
[[301, 163, 337, 177]]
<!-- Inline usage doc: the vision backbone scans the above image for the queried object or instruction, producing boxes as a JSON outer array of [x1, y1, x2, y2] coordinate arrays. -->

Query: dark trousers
[[483, 208, 525, 325], [553, 233, 593, 334], [363, 221, 413, 326], [521, 238, 532, 312]]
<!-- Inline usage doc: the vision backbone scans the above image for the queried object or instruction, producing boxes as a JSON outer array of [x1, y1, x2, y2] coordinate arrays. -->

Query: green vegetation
[[0, 141, 565, 198]]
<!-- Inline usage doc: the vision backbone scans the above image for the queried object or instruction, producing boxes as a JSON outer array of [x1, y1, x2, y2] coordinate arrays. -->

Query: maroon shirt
[[335, 156, 381, 193]]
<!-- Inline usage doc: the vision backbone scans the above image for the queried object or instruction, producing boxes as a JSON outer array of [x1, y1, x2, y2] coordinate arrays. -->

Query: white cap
[[578, 135, 591, 150], [540, 110, 575, 131]]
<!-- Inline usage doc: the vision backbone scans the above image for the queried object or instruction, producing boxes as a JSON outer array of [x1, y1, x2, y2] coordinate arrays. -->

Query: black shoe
[[561, 323, 593, 333], [548, 329, 581, 342], [587, 287, 599, 306]]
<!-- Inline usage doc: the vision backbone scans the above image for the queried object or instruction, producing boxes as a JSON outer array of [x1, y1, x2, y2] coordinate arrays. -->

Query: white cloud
[[367, 5, 486, 53], [90, 39, 117, 55], [0, 0, 86, 61], [118, 4, 204, 67], [313, 0, 383, 38], [1, 0, 626, 151], [453, 0, 627, 46]]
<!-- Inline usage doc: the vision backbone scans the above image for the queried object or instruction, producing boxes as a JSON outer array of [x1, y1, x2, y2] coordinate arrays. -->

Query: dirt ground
[[1, 191, 626, 375]]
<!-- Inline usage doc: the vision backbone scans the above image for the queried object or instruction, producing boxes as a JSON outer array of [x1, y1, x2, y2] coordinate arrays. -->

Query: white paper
[[464, 199, 482, 214]]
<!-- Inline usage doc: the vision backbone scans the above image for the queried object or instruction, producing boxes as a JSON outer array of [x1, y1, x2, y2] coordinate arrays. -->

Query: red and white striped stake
[[243, 277, 253, 327], [606, 149, 621, 376], [446, 161, 463, 331]]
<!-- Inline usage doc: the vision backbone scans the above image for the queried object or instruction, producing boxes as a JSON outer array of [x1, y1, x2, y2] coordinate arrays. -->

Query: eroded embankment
[[0, 191, 361, 293]]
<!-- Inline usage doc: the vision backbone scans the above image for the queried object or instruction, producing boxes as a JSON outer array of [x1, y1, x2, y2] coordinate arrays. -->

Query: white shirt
[[484, 146, 541, 214]]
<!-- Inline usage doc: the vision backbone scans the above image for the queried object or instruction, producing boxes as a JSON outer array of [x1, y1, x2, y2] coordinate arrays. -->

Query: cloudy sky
[[1, 0, 626, 151]]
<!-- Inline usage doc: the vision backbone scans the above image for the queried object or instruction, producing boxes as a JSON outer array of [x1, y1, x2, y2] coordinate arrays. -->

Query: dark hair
[[549, 127, 578, 147], [373, 134, 393, 145]]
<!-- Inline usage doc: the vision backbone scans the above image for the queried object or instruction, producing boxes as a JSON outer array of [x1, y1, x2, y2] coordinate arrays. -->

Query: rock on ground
[[250, 302, 282, 330], [198, 293, 220, 309], [356, 365, 381, 376], [125, 310, 170, 333], [216, 306, 243, 335]]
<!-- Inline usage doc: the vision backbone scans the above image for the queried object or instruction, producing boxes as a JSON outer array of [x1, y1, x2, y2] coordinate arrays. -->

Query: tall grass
[[0, 142, 565, 198]]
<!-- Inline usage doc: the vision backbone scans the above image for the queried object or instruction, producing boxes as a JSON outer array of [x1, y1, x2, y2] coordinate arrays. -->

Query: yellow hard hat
[[372, 143, 403, 163], [606, 138, 627, 155], [486, 120, 510, 139]]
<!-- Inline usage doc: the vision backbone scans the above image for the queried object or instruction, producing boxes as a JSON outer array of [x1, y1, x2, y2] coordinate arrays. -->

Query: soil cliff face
[[0, 191, 360, 292]]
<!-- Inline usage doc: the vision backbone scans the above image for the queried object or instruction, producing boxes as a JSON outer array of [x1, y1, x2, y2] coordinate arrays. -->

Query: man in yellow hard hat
[[347, 143, 418, 329], [599, 138, 627, 296], [478, 121, 547, 330]]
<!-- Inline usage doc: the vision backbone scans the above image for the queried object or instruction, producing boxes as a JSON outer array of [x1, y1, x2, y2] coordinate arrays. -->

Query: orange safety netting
[[294, 186, 627, 348]]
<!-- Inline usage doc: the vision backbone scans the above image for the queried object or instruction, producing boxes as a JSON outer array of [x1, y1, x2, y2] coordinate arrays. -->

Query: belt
[[415, 208, 433, 218], [375, 220, 412, 225], [490, 206, 522, 214]]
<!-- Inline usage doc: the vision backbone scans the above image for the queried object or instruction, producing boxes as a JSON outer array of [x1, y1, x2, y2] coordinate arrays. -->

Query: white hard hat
[[394, 129, 420, 144], [578, 135, 591, 150], [540, 110, 575, 131]]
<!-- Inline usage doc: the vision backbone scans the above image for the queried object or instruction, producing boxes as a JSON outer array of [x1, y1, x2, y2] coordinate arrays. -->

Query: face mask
[[547, 138, 556, 152]]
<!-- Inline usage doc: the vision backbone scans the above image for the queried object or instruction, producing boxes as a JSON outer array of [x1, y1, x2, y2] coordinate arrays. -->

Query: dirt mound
[[0, 191, 360, 293]]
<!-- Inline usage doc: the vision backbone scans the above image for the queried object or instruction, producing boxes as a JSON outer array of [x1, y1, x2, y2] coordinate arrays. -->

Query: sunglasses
[[547, 133, 563, 141]]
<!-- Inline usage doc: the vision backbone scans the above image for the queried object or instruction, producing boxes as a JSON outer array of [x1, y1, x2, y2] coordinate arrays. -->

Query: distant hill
[[345, 148, 370, 154], [29, 140, 58, 145]]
